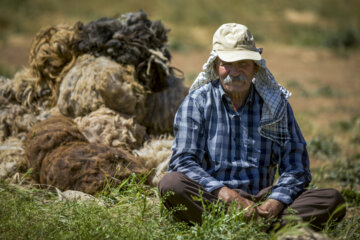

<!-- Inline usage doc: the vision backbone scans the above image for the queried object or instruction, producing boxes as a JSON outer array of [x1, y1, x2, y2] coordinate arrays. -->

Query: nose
[[228, 63, 242, 77]]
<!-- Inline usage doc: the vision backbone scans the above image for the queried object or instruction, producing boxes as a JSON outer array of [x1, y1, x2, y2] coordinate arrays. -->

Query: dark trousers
[[158, 172, 346, 230]]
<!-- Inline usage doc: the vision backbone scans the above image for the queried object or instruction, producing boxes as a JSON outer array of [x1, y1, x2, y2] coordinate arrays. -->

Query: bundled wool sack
[[29, 23, 81, 106], [76, 10, 171, 92], [74, 107, 146, 150], [57, 54, 146, 119], [40, 141, 144, 194], [0, 137, 26, 180], [141, 70, 188, 134], [25, 115, 87, 181], [134, 135, 173, 186]]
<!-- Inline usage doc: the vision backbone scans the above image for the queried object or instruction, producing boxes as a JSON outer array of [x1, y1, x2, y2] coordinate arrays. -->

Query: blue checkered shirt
[[168, 80, 312, 205]]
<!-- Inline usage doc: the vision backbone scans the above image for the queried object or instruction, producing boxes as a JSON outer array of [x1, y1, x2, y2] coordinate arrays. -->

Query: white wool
[[133, 135, 173, 186], [57, 54, 145, 118], [74, 107, 146, 150], [0, 137, 26, 179]]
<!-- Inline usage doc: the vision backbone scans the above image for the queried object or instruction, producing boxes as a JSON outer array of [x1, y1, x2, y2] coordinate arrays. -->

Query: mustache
[[223, 73, 248, 84]]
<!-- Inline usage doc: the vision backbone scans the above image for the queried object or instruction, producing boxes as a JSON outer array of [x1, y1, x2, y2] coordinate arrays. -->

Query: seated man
[[158, 23, 346, 230]]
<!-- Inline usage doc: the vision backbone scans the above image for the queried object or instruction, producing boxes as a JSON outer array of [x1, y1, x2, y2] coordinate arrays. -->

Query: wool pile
[[0, 137, 26, 180], [74, 107, 146, 150], [25, 115, 87, 181], [40, 141, 144, 194], [25, 115, 145, 194], [29, 23, 82, 107], [57, 54, 146, 119], [134, 135, 173, 186], [76, 10, 171, 92], [2, 10, 188, 194], [141, 69, 188, 134]]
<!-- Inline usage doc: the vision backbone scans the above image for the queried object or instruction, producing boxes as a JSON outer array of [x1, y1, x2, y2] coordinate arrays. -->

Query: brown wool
[[29, 23, 82, 106], [141, 70, 188, 134], [40, 141, 144, 194], [25, 115, 87, 181]]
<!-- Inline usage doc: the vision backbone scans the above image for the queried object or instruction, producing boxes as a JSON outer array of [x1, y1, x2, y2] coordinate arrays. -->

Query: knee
[[158, 172, 187, 198], [327, 188, 346, 209]]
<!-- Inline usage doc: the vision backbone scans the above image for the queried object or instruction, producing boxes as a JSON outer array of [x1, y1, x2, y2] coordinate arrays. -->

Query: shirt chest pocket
[[245, 138, 275, 168], [244, 138, 261, 168]]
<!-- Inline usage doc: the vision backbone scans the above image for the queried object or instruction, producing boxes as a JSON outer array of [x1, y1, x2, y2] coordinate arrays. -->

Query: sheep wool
[[29, 23, 81, 105], [0, 137, 26, 180], [57, 54, 145, 118], [0, 103, 37, 142], [134, 135, 173, 186], [74, 107, 146, 150], [25, 115, 87, 181], [141, 70, 188, 134], [11, 67, 50, 112], [40, 141, 145, 194]]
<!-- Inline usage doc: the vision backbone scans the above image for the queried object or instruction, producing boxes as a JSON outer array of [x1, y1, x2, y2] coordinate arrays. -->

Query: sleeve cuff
[[203, 182, 225, 194], [268, 189, 294, 205]]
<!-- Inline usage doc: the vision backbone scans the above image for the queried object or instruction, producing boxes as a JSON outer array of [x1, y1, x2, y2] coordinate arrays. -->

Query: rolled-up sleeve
[[269, 103, 312, 205], [168, 95, 224, 193]]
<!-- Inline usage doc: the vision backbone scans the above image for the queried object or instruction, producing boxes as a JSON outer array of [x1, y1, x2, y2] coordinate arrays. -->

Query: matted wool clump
[[0, 76, 15, 107], [29, 23, 81, 106], [11, 67, 49, 111], [141, 71, 188, 134], [134, 135, 173, 186], [25, 115, 87, 181], [74, 107, 146, 150], [40, 141, 145, 194], [0, 103, 37, 142], [57, 54, 146, 118], [76, 10, 171, 92], [0, 137, 26, 180]]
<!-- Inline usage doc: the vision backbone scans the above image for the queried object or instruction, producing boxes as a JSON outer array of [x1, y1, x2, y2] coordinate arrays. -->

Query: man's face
[[216, 59, 257, 95]]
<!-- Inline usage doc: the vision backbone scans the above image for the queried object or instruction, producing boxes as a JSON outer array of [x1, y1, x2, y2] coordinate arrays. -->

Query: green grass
[[1, 172, 360, 240]]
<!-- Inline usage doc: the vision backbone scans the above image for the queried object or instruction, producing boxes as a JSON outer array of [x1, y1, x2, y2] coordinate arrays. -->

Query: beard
[[223, 73, 248, 85]]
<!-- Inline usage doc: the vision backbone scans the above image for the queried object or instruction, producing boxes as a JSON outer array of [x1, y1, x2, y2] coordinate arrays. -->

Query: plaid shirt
[[169, 80, 312, 205]]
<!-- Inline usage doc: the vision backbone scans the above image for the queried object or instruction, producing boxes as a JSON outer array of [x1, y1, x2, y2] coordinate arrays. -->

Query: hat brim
[[216, 50, 261, 62]]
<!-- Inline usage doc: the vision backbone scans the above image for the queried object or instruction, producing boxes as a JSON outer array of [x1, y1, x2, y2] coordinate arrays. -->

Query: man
[[159, 23, 345, 230]]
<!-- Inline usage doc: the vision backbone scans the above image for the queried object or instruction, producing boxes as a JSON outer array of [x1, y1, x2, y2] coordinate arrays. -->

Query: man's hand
[[256, 199, 285, 219], [212, 186, 256, 218]]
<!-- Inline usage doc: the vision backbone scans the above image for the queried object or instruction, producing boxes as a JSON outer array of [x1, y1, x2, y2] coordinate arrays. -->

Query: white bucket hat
[[213, 23, 262, 62]]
